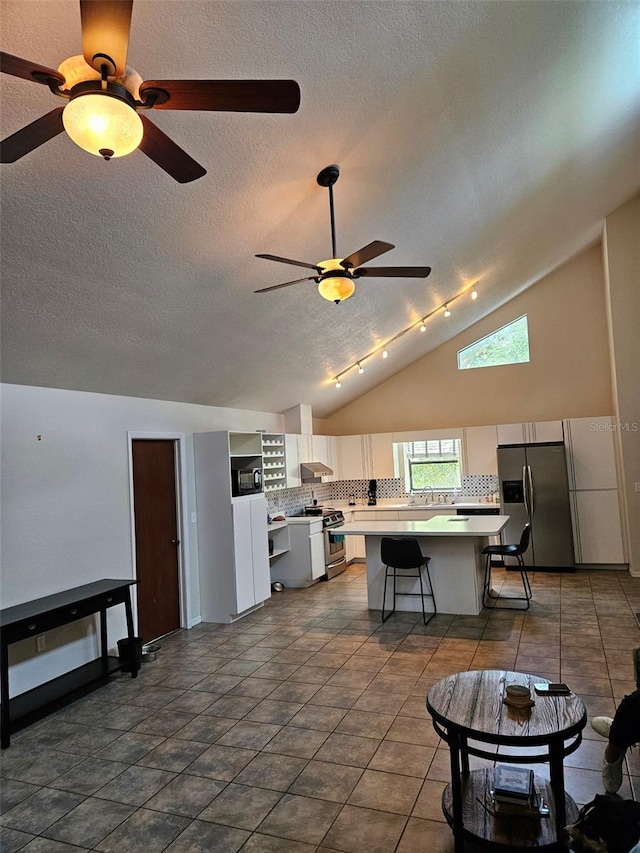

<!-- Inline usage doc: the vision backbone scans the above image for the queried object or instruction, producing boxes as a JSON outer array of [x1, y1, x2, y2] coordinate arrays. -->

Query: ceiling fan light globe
[[318, 276, 355, 303], [63, 91, 143, 158]]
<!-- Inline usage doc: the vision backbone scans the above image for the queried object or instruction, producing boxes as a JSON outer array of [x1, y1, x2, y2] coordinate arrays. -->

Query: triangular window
[[457, 315, 530, 370]]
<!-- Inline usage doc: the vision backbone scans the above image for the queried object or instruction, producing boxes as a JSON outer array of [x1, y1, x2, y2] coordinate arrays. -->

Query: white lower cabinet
[[196, 493, 271, 624], [310, 531, 326, 580], [570, 490, 626, 565], [270, 520, 325, 587], [232, 498, 271, 613]]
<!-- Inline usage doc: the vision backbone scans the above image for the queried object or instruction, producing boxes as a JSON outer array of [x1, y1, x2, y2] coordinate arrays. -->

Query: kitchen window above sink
[[400, 439, 462, 493]]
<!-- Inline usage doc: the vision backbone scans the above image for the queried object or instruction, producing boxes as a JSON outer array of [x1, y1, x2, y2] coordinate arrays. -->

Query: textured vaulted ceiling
[[2, 1, 638, 418]]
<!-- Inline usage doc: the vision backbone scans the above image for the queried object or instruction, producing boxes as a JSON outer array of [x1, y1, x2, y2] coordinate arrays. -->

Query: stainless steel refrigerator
[[497, 442, 575, 569]]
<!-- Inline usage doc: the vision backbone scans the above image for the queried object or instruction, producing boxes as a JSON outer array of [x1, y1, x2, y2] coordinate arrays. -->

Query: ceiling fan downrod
[[317, 164, 340, 259]]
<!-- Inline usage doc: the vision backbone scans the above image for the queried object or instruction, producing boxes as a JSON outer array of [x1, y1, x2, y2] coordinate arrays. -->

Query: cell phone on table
[[534, 682, 571, 696]]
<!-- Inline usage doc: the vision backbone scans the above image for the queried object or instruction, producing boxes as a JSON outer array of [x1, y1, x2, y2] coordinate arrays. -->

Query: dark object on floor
[[563, 794, 640, 853], [482, 523, 532, 609], [380, 536, 436, 625], [117, 636, 143, 673]]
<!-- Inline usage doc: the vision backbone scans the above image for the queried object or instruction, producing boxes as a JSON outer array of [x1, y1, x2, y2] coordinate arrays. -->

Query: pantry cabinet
[[194, 431, 271, 622], [569, 490, 625, 565], [564, 416, 626, 565], [564, 417, 618, 490]]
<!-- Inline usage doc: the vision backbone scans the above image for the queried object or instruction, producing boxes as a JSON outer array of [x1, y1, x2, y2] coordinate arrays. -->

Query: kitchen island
[[340, 515, 510, 616]]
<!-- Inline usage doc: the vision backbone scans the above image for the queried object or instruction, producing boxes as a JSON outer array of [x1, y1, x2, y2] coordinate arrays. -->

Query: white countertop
[[338, 500, 500, 511], [339, 515, 510, 537]]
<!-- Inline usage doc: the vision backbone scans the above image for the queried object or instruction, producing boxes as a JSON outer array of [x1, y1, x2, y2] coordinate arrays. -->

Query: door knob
[[171, 539, 180, 546]]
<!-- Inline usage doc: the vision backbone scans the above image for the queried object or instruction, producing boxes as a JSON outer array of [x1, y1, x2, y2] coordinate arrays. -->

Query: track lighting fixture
[[328, 281, 480, 390]]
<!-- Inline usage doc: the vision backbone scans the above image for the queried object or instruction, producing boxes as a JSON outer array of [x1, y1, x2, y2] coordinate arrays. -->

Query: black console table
[[1, 578, 139, 748]]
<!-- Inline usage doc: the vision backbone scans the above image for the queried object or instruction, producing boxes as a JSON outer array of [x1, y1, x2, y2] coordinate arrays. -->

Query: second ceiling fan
[[255, 164, 431, 303]]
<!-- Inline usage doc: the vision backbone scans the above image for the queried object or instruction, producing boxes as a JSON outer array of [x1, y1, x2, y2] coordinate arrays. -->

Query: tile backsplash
[[266, 475, 498, 516]]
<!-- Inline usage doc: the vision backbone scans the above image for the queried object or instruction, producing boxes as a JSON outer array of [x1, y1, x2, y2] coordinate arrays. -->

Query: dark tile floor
[[1, 564, 639, 853]]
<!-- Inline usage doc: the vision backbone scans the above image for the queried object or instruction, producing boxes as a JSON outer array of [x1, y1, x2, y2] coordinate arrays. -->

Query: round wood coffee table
[[426, 669, 587, 852]]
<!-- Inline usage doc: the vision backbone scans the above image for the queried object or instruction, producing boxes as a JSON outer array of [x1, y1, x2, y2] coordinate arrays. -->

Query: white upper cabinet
[[326, 435, 342, 481], [564, 416, 618, 490], [532, 420, 564, 443], [284, 434, 301, 489], [311, 435, 330, 467], [369, 433, 395, 479], [297, 434, 314, 466], [339, 434, 394, 480], [497, 421, 563, 445], [340, 435, 367, 480], [464, 426, 498, 475]]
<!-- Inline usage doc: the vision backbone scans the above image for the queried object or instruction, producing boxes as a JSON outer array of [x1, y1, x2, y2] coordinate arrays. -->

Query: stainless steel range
[[322, 510, 346, 578], [290, 507, 347, 578]]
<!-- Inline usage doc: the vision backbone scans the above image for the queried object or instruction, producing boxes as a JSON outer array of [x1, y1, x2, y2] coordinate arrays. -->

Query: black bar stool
[[482, 523, 532, 609], [381, 537, 436, 625]]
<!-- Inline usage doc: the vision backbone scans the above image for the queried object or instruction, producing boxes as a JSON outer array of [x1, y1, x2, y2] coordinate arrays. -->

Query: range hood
[[300, 462, 334, 482]]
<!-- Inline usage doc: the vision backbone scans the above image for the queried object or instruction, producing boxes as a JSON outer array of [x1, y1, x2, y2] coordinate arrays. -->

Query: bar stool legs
[[380, 537, 437, 626], [483, 552, 532, 610]]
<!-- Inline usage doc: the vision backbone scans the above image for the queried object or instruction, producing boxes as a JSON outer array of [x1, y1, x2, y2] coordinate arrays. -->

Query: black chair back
[[381, 537, 425, 569], [516, 523, 531, 555]]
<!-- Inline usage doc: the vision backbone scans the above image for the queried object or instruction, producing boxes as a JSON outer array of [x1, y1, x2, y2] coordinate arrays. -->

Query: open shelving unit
[[261, 433, 287, 492], [268, 521, 290, 561]]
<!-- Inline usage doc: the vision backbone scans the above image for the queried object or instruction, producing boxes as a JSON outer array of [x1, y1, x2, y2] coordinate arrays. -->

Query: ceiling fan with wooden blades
[[0, 0, 300, 183], [255, 164, 431, 303]]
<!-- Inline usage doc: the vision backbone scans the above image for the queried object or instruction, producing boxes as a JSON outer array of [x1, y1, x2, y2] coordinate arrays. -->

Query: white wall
[[0, 383, 283, 695]]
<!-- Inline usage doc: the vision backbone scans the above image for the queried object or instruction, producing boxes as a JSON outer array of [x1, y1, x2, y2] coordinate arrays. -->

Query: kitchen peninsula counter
[[340, 515, 510, 616]]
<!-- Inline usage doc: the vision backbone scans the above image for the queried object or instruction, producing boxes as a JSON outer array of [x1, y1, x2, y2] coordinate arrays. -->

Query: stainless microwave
[[231, 467, 263, 497]]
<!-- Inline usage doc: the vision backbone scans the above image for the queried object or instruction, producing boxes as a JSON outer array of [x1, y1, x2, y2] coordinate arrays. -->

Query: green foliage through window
[[457, 315, 530, 370], [405, 440, 461, 491]]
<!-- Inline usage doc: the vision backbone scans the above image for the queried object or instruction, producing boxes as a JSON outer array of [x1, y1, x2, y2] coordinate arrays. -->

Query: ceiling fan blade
[[254, 276, 318, 293], [138, 115, 206, 183], [140, 79, 300, 113], [255, 254, 320, 272], [0, 51, 65, 86], [355, 266, 432, 278], [80, 0, 133, 77], [341, 240, 395, 270], [0, 107, 65, 163]]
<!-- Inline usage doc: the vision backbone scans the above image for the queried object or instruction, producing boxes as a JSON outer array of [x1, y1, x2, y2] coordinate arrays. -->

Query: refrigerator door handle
[[527, 465, 535, 517], [523, 465, 529, 515]]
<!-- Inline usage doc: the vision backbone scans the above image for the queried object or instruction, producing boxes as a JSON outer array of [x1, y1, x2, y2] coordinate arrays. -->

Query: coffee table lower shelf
[[442, 768, 579, 851]]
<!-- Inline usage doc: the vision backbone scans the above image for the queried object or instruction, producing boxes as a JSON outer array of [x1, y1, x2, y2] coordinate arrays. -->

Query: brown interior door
[[132, 439, 181, 642]]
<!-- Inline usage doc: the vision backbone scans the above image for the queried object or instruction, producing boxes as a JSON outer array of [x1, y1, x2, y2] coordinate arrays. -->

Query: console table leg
[[100, 608, 108, 675], [448, 731, 465, 853], [1, 639, 10, 748], [549, 741, 566, 838], [123, 592, 139, 679]]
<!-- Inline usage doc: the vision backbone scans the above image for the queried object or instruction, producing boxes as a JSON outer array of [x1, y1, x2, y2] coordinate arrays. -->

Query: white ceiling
[[2, 1, 639, 418]]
